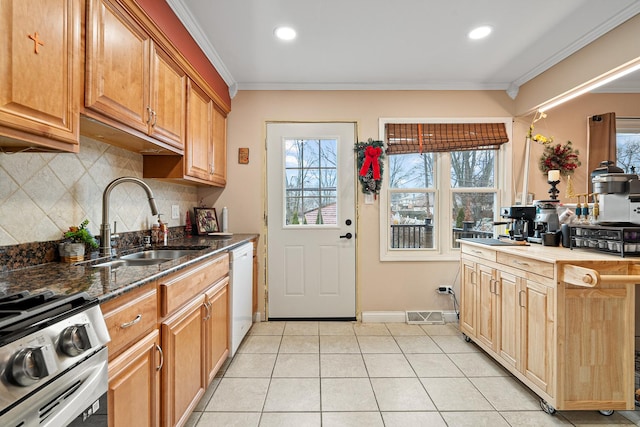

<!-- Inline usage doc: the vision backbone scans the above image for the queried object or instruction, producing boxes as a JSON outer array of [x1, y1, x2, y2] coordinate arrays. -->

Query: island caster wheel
[[540, 399, 556, 415], [598, 410, 614, 416], [462, 333, 472, 343]]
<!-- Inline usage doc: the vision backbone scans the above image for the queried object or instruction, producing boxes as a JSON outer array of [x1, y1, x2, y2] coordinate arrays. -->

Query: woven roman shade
[[385, 123, 509, 154]]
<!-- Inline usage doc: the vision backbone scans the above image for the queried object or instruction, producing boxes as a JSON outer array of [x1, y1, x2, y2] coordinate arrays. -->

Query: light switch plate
[[364, 193, 374, 204], [171, 205, 180, 220]]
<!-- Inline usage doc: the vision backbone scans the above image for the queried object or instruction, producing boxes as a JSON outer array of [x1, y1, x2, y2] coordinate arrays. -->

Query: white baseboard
[[361, 310, 459, 324], [253, 312, 263, 322]]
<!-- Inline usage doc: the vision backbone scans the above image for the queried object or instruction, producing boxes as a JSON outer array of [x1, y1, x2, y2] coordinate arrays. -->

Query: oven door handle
[[155, 344, 164, 371]]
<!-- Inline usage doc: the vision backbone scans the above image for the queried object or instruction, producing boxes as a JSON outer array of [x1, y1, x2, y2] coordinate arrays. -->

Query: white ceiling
[[166, 0, 640, 97]]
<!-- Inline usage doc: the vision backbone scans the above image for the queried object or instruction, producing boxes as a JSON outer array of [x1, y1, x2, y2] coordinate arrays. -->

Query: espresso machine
[[527, 200, 560, 244], [499, 206, 535, 241]]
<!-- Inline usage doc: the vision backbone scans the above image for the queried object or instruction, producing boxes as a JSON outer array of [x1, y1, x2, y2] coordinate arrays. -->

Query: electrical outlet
[[437, 286, 453, 294], [171, 205, 179, 220]]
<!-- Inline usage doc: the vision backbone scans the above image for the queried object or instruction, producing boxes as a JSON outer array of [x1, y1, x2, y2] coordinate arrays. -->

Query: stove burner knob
[[60, 324, 92, 357], [8, 347, 53, 386]]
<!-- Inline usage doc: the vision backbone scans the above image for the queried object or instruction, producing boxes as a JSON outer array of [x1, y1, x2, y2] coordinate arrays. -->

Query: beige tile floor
[[187, 321, 640, 427]]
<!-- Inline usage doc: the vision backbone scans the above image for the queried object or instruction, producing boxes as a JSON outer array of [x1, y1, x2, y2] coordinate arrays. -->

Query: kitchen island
[[459, 239, 638, 415]]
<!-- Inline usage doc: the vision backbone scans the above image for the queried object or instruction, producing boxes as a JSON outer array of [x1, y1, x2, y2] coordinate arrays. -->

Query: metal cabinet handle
[[121, 314, 142, 329], [471, 271, 477, 285], [155, 344, 164, 371], [471, 250, 483, 254], [146, 106, 153, 124], [518, 290, 526, 307], [513, 260, 530, 267], [203, 302, 212, 321], [152, 110, 157, 127]]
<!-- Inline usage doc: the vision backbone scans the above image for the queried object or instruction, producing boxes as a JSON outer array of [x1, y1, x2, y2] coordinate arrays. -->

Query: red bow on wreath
[[359, 146, 382, 180]]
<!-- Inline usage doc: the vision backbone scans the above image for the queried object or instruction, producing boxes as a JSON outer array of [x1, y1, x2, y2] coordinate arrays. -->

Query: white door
[[267, 122, 356, 319]]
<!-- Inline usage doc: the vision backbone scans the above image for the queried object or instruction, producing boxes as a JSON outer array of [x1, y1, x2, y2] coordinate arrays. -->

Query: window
[[284, 138, 337, 226], [616, 118, 640, 172], [379, 118, 512, 261]]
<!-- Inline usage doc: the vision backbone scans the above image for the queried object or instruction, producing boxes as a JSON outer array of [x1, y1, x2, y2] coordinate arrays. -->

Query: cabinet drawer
[[102, 285, 158, 360], [461, 244, 496, 262], [497, 253, 554, 279], [159, 253, 229, 316]]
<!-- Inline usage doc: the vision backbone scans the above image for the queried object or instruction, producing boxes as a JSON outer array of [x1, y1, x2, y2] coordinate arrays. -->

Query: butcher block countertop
[[0, 234, 257, 303]]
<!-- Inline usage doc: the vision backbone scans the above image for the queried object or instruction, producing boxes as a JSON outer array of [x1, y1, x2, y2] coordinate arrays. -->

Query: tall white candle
[[548, 170, 560, 182]]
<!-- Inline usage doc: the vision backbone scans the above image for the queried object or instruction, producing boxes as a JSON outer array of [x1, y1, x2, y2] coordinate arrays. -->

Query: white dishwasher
[[229, 242, 254, 356]]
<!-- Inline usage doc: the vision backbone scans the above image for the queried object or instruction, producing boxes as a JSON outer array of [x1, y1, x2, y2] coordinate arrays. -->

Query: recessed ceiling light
[[468, 25, 492, 40], [274, 26, 296, 41]]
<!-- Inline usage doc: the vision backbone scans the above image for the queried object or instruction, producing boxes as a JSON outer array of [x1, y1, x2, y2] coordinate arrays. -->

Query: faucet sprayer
[[100, 177, 159, 257]]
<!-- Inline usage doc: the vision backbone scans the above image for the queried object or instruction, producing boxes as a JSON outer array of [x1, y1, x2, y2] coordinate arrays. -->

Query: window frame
[[378, 117, 513, 262]]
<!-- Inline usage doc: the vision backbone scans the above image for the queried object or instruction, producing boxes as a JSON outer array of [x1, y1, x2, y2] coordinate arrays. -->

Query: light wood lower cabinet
[[205, 277, 229, 385], [101, 252, 231, 427], [161, 295, 207, 427], [460, 243, 634, 413], [108, 330, 161, 427], [158, 253, 230, 427]]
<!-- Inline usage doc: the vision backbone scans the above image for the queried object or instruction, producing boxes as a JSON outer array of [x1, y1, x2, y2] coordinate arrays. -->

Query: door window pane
[[284, 138, 337, 225]]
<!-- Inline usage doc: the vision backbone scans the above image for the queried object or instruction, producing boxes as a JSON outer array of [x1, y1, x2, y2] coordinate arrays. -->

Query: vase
[[59, 242, 86, 263]]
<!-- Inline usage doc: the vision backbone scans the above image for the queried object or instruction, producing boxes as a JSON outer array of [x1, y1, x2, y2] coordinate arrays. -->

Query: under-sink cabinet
[[100, 252, 230, 427], [459, 242, 633, 415]]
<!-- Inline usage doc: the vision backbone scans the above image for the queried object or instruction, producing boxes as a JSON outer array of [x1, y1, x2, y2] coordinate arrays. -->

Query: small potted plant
[[60, 219, 99, 262]]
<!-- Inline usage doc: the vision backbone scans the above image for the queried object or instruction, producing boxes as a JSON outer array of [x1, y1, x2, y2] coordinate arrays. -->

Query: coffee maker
[[500, 206, 536, 241], [528, 200, 560, 244]]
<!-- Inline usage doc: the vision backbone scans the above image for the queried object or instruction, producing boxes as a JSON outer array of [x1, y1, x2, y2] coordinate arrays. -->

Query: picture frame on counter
[[194, 207, 219, 235]]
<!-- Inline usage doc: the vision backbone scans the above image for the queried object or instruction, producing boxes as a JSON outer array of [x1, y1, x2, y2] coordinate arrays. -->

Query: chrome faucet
[[100, 177, 159, 257]]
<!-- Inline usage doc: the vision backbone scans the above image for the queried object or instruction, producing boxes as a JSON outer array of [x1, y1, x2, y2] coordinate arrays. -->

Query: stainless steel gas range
[[0, 290, 110, 427]]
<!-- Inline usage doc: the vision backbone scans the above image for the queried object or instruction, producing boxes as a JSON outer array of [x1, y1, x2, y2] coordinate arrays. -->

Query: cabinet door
[[476, 263, 498, 351], [85, 0, 150, 133], [520, 279, 554, 394], [210, 105, 227, 186], [497, 271, 519, 369], [108, 330, 161, 427], [0, 0, 80, 149], [205, 278, 229, 385], [150, 43, 186, 149], [459, 258, 477, 338], [185, 80, 213, 182], [161, 295, 206, 427]]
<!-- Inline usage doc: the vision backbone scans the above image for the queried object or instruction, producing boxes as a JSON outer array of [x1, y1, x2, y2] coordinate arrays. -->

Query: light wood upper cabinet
[[185, 79, 213, 182], [85, 0, 185, 151], [211, 104, 227, 186], [0, 0, 81, 152], [144, 78, 227, 186]]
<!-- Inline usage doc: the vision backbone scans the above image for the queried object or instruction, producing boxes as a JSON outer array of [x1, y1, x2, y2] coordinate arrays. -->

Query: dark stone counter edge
[[0, 234, 259, 305]]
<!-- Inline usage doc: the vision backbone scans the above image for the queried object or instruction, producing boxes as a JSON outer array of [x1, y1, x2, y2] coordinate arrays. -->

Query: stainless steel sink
[[92, 246, 208, 268], [92, 258, 167, 268], [121, 249, 200, 260]]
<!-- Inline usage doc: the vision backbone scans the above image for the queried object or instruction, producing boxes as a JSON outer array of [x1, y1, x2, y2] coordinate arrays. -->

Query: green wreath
[[355, 138, 385, 196]]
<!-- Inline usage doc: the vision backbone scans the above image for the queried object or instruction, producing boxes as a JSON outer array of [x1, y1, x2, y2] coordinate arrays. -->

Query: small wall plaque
[[238, 148, 249, 164]]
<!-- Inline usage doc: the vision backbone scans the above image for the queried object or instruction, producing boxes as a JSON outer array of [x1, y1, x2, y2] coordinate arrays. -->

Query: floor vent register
[[405, 310, 445, 325]]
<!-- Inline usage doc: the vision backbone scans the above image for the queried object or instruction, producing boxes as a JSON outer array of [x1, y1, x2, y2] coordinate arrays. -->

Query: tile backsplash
[[0, 136, 198, 246]]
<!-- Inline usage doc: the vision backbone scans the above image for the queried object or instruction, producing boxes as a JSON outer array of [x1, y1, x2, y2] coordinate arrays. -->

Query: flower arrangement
[[64, 219, 99, 250], [538, 141, 581, 177], [531, 132, 553, 145]]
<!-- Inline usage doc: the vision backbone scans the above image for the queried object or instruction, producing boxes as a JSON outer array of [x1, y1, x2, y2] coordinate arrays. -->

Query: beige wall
[[203, 90, 515, 318]]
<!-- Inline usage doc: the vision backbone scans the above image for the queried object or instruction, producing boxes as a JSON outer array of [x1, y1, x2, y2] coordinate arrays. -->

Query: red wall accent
[[136, 0, 231, 109]]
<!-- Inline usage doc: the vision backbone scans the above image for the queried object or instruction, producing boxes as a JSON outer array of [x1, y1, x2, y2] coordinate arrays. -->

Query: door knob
[[340, 233, 353, 239]]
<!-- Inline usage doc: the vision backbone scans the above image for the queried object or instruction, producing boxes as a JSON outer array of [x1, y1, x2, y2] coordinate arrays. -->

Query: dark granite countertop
[[0, 234, 258, 304]]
